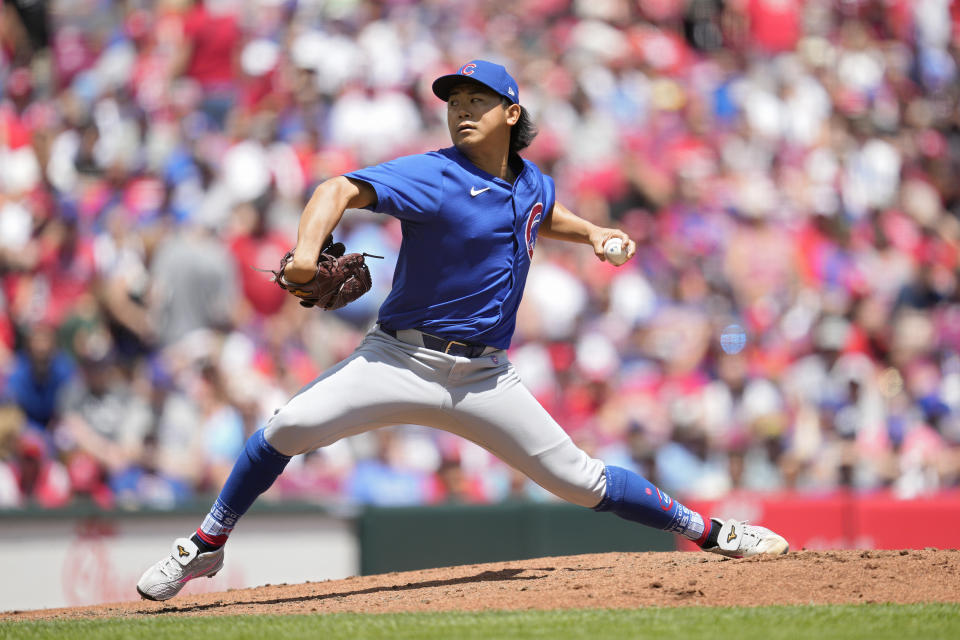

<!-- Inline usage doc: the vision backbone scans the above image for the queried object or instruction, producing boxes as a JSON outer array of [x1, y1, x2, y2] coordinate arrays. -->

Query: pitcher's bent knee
[[263, 405, 317, 456], [530, 442, 607, 508]]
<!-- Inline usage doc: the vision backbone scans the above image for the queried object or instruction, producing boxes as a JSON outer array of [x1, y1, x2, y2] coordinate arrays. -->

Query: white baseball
[[603, 237, 628, 266]]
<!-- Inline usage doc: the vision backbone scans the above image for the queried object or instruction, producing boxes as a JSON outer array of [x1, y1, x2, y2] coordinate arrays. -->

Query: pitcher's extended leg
[[138, 335, 451, 600], [444, 357, 707, 542]]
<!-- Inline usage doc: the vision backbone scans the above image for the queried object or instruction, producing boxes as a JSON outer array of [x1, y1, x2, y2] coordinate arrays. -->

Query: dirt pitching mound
[[4, 549, 959, 621]]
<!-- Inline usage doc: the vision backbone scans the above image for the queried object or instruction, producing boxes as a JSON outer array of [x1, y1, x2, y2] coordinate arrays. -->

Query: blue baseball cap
[[432, 60, 520, 105]]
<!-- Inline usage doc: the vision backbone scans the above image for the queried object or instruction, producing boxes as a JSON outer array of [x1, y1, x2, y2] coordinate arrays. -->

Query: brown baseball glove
[[272, 237, 379, 310]]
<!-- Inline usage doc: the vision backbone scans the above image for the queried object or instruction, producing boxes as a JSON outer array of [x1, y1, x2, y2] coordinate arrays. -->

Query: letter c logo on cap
[[460, 63, 477, 76]]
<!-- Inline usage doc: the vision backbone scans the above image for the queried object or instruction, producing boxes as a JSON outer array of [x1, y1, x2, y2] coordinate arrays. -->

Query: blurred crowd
[[2, 0, 960, 511]]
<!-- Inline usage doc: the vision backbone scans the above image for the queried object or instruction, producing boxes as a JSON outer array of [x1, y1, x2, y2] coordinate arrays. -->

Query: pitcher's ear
[[505, 102, 522, 126]]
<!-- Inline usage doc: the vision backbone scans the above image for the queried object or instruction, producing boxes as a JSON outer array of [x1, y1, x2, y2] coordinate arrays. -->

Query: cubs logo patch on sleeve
[[524, 202, 544, 260]]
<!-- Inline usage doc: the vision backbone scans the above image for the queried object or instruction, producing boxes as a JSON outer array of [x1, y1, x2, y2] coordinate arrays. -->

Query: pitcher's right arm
[[285, 177, 377, 283]]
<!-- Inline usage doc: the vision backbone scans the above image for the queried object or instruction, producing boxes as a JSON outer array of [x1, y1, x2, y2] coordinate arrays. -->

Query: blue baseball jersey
[[345, 146, 555, 349]]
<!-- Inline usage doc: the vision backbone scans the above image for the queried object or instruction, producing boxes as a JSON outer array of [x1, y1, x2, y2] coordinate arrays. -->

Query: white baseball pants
[[263, 327, 607, 508]]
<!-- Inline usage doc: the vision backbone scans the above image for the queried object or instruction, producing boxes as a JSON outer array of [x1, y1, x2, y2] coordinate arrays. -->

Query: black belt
[[381, 327, 491, 358]]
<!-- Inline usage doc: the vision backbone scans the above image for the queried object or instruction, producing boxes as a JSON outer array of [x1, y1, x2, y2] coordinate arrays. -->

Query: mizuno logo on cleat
[[470, 186, 491, 196], [727, 526, 737, 543], [177, 545, 190, 558]]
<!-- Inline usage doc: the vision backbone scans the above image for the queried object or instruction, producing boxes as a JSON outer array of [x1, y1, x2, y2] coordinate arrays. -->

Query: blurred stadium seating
[[2, 0, 959, 512]]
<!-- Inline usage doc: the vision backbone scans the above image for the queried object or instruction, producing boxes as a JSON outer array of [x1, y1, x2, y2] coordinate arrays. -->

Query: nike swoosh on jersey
[[470, 186, 491, 196]]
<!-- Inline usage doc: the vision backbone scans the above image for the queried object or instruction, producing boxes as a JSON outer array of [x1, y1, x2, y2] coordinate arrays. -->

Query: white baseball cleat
[[136, 537, 224, 601], [702, 518, 789, 558]]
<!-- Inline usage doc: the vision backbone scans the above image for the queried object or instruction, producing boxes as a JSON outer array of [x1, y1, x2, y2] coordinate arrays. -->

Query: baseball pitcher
[[137, 60, 788, 601]]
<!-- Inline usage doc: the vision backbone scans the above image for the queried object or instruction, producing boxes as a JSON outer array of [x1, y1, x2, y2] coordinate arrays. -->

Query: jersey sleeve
[[542, 173, 556, 217], [344, 153, 444, 220]]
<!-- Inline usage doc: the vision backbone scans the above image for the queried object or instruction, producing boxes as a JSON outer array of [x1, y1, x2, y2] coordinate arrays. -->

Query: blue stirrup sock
[[594, 466, 709, 543], [195, 429, 291, 548]]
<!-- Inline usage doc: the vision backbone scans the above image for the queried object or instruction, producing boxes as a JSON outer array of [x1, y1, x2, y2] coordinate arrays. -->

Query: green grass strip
[[2, 603, 959, 640]]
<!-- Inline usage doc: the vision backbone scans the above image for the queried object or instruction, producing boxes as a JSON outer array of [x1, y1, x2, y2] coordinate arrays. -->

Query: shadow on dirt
[[144, 567, 555, 615]]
